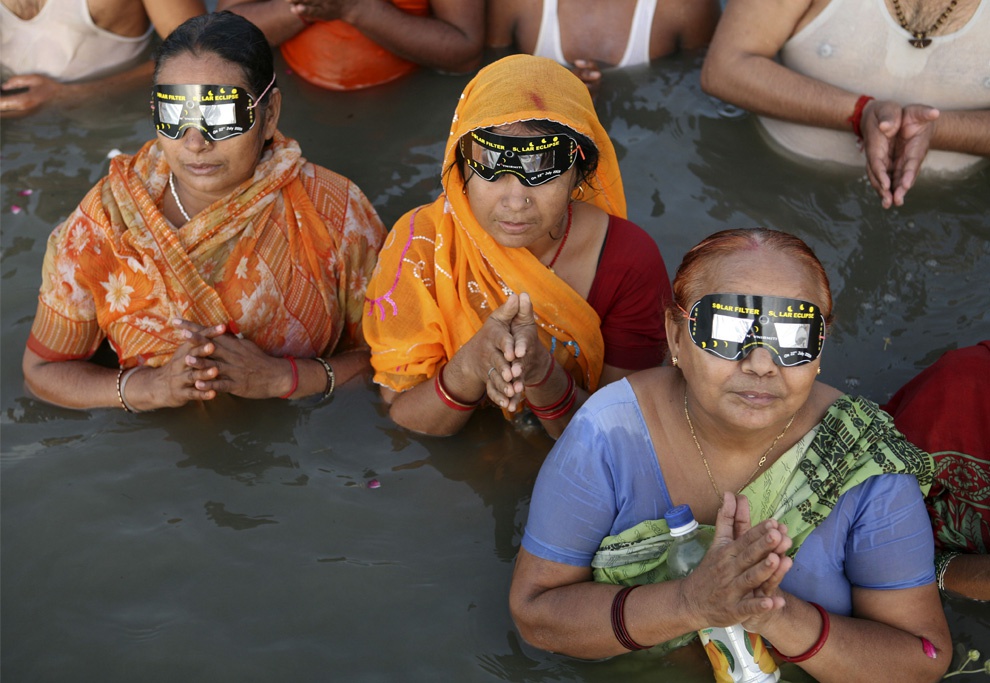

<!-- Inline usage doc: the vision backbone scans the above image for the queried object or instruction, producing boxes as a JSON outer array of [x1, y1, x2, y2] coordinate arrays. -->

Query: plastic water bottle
[[665, 504, 780, 683]]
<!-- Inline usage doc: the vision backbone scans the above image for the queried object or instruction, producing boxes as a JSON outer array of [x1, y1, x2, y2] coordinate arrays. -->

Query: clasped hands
[[860, 99, 940, 209], [462, 293, 553, 412], [678, 493, 794, 635], [136, 318, 294, 409]]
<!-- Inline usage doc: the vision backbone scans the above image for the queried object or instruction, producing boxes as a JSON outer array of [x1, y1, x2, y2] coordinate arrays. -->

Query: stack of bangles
[[525, 364, 576, 421], [935, 551, 960, 592], [435, 364, 484, 411]]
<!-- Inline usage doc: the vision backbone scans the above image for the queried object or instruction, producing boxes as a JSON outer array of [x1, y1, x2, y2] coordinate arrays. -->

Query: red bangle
[[526, 372, 574, 417], [434, 365, 483, 411], [279, 356, 299, 399], [772, 602, 830, 663], [525, 353, 555, 388], [846, 95, 874, 140], [532, 385, 576, 421], [611, 585, 651, 651]]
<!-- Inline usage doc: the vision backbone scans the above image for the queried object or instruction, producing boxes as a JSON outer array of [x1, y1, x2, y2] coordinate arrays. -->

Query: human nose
[[498, 175, 532, 209], [740, 347, 777, 376], [180, 128, 212, 152]]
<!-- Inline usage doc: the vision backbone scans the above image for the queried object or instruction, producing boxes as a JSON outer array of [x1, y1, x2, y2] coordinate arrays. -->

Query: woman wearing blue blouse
[[509, 228, 950, 682]]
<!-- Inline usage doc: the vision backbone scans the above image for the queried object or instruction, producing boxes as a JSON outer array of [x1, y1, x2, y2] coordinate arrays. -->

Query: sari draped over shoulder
[[363, 55, 626, 401], [28, 132, 385, 368], [589, 396, 934, 654]]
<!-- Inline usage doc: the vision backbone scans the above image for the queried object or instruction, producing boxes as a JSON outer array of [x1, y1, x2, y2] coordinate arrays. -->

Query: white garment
[[1, 0, 152, 82], [532, 0, 657, 68], [759, 0, 990, 175]]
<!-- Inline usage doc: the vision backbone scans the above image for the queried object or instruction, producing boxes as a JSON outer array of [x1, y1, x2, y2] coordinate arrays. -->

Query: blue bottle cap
[[664, 504, 696, 531]]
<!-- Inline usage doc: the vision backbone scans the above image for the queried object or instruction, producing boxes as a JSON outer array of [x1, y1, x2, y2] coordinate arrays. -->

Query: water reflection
[[2, 46, 988, 683]]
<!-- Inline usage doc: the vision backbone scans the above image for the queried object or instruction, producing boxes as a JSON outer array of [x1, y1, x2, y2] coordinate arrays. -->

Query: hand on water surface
[[678, 494, 791, 631], [862, 100, 938, 209], [176, 321, 299, 400], [122, 319, 226, 409], [0, 74, 62, 118], [571, 60, 602, 98]]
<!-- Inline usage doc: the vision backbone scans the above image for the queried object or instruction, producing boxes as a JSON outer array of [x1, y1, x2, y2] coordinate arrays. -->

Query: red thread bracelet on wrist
[[610, 585, 651, 651], [434, 365, 483, 411], [280, 356, 299, 399], [847, 95, 874, 140], [772, 602, 830, 663], [525, 353, 555, 388]]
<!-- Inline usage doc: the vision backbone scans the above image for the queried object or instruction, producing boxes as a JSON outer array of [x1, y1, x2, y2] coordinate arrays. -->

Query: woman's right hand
[[124, 319, 227, 410], [680, 493, 792, 630]]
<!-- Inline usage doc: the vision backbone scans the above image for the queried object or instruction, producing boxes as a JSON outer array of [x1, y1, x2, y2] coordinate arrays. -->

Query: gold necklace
[[890, 0, 959, 48], [683, 391, 796, 505]]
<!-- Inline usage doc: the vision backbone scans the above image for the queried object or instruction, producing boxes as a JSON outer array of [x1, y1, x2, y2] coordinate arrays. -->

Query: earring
[[671, 356, 678, 367], [817, 367, 821, 375], [574, 184, 585, 199]]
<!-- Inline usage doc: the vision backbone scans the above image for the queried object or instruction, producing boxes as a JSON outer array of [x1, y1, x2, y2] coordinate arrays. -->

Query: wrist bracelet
[[772, 602, 830, 663], [314, 357, 336, 401], [116, 366, 141, 413], [610, 585, 651, 651], [434, 364, 483, 411], [847, 94, 875, 140], [280, 356, 299, 399], [526, 371, 576, 420], [525, 353, 555, 388], [936, 551, 960, 591]]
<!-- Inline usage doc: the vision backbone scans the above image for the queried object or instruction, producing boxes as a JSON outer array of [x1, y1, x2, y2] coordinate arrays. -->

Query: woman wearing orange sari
[[22, 13, 386, 411], [363, 54, 672, 437]]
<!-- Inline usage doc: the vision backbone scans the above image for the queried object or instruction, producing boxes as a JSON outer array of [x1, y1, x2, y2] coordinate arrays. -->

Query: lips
[[183, 162, 221, 175], [734, 390, 779, 405], [496, 219, 533, 234]]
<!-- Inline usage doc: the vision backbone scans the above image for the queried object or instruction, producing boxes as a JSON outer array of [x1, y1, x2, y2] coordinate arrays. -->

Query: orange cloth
[[28, 132, 386, 368], [363, 54, 626, 402], [281, 0, 430, 91]]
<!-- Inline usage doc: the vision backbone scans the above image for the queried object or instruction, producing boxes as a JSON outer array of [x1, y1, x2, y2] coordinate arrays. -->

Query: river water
[[2, 45, 988, 683]]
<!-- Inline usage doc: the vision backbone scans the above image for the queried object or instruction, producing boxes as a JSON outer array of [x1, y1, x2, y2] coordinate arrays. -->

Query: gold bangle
[[314, 357, 335, 401]]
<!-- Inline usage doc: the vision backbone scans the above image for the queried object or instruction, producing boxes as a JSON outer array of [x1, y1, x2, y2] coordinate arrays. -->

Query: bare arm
[[701, 0, 861, 130], [940, 554, 990, 601], [22, 329, 218, 411], [1, 0, 203, 118], [747, 585, 950, 682], [217, 0, 307, 45], [288, 0, 485, 72], [509, 494, 790, 658], [142, 0, 207, 39]]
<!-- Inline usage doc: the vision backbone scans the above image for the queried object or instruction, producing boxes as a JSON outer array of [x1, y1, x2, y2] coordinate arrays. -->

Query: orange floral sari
[[28, 132, 385, 368], [363, 55, 626, 403]]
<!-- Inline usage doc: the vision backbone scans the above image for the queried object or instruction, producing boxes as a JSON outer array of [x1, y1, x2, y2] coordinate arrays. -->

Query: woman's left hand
[[175, 319, 293, 399]]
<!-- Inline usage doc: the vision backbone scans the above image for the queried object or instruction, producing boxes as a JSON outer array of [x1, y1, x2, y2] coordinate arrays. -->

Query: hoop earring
[[573, 184, 585, 199]]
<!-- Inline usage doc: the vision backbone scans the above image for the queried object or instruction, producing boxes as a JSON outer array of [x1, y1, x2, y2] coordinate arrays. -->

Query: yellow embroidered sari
[[363, 55, 626, 403], [28, 132, 386, 368]]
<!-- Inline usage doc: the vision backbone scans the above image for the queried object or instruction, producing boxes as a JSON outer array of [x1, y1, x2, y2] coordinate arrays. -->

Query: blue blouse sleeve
[[843, 473, 936, 590], [521, 404, 620, 566]]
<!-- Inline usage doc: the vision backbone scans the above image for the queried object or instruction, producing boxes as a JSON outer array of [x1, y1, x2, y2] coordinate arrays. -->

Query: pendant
[[909, 35, 932, 48]]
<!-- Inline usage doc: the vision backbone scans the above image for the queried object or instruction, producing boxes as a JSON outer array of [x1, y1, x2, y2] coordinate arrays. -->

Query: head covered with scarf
[[364, 55, 626, 401]]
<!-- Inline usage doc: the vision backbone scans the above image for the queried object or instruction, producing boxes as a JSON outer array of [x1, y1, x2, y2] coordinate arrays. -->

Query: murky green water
[[2, 47, 988, 682]]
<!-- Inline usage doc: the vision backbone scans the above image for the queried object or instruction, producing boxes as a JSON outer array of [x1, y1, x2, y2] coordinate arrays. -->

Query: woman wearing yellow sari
[[363, 54, 672, 437], [22, 13, 386, 411]]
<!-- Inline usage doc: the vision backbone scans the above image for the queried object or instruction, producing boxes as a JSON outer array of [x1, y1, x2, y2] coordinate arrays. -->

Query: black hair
[[518, 119, 599, 187], [153, 12, 276, 113]]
